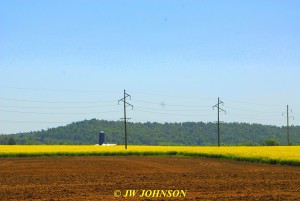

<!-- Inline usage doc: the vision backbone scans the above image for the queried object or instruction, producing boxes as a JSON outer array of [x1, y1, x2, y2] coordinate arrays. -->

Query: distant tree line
[[0, 135, 16, 145], [0, 119, 299, 145]]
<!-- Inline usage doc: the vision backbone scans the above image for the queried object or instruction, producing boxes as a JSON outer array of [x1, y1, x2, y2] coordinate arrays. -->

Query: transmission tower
[[282, 105, 294, 146], [118, 89, 133, 149], [213, 97, 226, 147]]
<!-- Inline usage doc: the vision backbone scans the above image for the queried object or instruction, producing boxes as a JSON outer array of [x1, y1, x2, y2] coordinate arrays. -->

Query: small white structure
[[94, 143, 117, 146], [102, 143, 117, 146]]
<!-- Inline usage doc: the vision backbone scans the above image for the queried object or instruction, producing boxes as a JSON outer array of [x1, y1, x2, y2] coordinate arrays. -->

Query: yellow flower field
[[0, 145, 299, 165]]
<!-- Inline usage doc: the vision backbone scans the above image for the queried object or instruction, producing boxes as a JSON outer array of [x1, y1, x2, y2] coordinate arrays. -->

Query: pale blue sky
[[1, 0, 300, 134]]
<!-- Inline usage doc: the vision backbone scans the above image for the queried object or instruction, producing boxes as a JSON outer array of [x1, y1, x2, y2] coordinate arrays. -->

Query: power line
[[130, 90, 215, 100], [224, 105, 280, 114], [0, 120, 71, 124], [0, 85, 119, 93], [0, 104, 118, 109], [134, 106, 212, 112], [134, 109, 214, 117], [2, 89, 300, 134], [224, 98, 284, 107], [213, 97, 226, 147], [0, 97, 115, 104], [0, 105, 116, 110], [0, 109, 120, 115], [118, 90, 134, 149], [282, 105, 295, 146], [132, 99, 211, 108], [227, 112, 283, 119], [227, 113, 282, 121]]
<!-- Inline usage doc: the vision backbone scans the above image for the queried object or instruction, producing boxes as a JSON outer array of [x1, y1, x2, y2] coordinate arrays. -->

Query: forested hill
[[1, 119, 300, 145]]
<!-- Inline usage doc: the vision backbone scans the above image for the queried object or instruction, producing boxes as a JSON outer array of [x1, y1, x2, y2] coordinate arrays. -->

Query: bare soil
[[0, 156, 299, 200]]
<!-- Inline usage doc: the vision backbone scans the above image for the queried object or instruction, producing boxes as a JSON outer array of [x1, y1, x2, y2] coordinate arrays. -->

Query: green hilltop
[[1, 119, 299, 145]]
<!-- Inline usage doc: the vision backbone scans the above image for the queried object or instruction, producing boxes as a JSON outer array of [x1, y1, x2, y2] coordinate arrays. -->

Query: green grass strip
[[0, 151, 299, 166]]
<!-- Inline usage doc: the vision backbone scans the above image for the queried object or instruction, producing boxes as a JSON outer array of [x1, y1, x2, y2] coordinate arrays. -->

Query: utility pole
[[213, 97, 226, 147], [118, 89, 133, 149], [282, 105, 294, 146]]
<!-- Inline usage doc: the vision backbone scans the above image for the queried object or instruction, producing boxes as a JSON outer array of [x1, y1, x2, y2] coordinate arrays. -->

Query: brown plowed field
[[0, 156, 299, 201]]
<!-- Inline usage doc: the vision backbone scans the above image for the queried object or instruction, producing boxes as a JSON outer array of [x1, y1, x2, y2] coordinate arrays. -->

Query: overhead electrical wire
[[132, 99, 211, 108], [0, 97, 116, 104], [0, 91, 298, 128], [130, 90, 215, 100], [134, 109, 214, 117], [224, 105, 280, 114], [226, 113, 283, 121], [0, 104, 118, 109], [0, 109, 120, 115], [0, 96, 290, 119], [134, 106, 212, 112], [0, 120, 72, 124], [224, 98, 284, 107], [0, 85, 120, 93]]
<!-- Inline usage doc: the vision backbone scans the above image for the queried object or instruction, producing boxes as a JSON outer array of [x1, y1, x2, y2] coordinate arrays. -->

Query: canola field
[[0, 145, 299, 166]]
